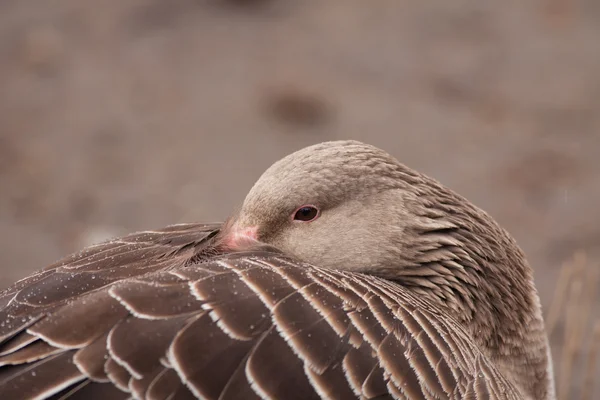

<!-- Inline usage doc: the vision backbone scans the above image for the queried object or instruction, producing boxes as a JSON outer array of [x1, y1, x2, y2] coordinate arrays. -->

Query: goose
[[0, 140, 555, 400]]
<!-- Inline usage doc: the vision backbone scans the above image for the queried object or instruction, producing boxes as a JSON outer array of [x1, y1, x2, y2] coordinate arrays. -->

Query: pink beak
[[220, 224, 259, 251]]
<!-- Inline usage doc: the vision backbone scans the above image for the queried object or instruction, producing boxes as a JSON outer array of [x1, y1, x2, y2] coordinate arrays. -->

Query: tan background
[[1, 0, 599, 397]]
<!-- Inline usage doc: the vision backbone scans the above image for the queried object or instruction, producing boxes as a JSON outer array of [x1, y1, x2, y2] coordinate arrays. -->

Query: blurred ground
[[0, 0, 599, 397]]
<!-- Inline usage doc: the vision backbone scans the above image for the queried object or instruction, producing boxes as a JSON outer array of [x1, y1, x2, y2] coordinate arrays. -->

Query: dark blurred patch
[[546, 228, 600, 263], [91, 125, 122, 149], [500, 149, 584, 205], [126, 0, 200, 34], [542, 0, 577, 29], [534, 106, 598, 138], [219, 0, 271, 6], [0, 0, 16, 10], [210, 0, 275, 11], [0, 137, 18, 176], [263, 87, 334, 129], [5, 149, 52, 222], [475, 97, 510, 125], [86, 126, 129, 184], [430, 77, 509, 125], [430, 76, 473, 104], [69, 191, 97, 224], [18, 26, 65, 77], [126, 0, 273, 35], [0, 137, 52, 222]]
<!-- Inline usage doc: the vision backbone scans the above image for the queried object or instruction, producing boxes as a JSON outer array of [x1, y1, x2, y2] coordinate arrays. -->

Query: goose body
[[0, 141, 554, 399]]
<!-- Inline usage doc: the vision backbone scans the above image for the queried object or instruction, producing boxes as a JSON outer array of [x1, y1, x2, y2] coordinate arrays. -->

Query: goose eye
[[293, 205, 320, 222]]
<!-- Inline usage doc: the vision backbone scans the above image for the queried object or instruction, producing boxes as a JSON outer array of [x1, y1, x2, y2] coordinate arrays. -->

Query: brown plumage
[[0, 141, 554, 399]]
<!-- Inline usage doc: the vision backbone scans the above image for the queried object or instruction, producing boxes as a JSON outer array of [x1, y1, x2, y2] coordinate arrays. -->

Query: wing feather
[[0, 332, 38, 356], [0, 351, 84, 399], [0, 224, 523, 399]]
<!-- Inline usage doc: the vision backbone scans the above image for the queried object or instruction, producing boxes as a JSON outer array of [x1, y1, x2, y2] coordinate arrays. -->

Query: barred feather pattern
[[0, 223, 522, 400]]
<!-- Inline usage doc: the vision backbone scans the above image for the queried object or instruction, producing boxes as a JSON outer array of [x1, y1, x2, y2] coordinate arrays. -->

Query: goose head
[[220, 140, 555, 400]]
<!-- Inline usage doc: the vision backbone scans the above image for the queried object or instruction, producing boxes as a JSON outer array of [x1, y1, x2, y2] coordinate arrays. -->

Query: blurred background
[[0, 0, 599, 398]]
